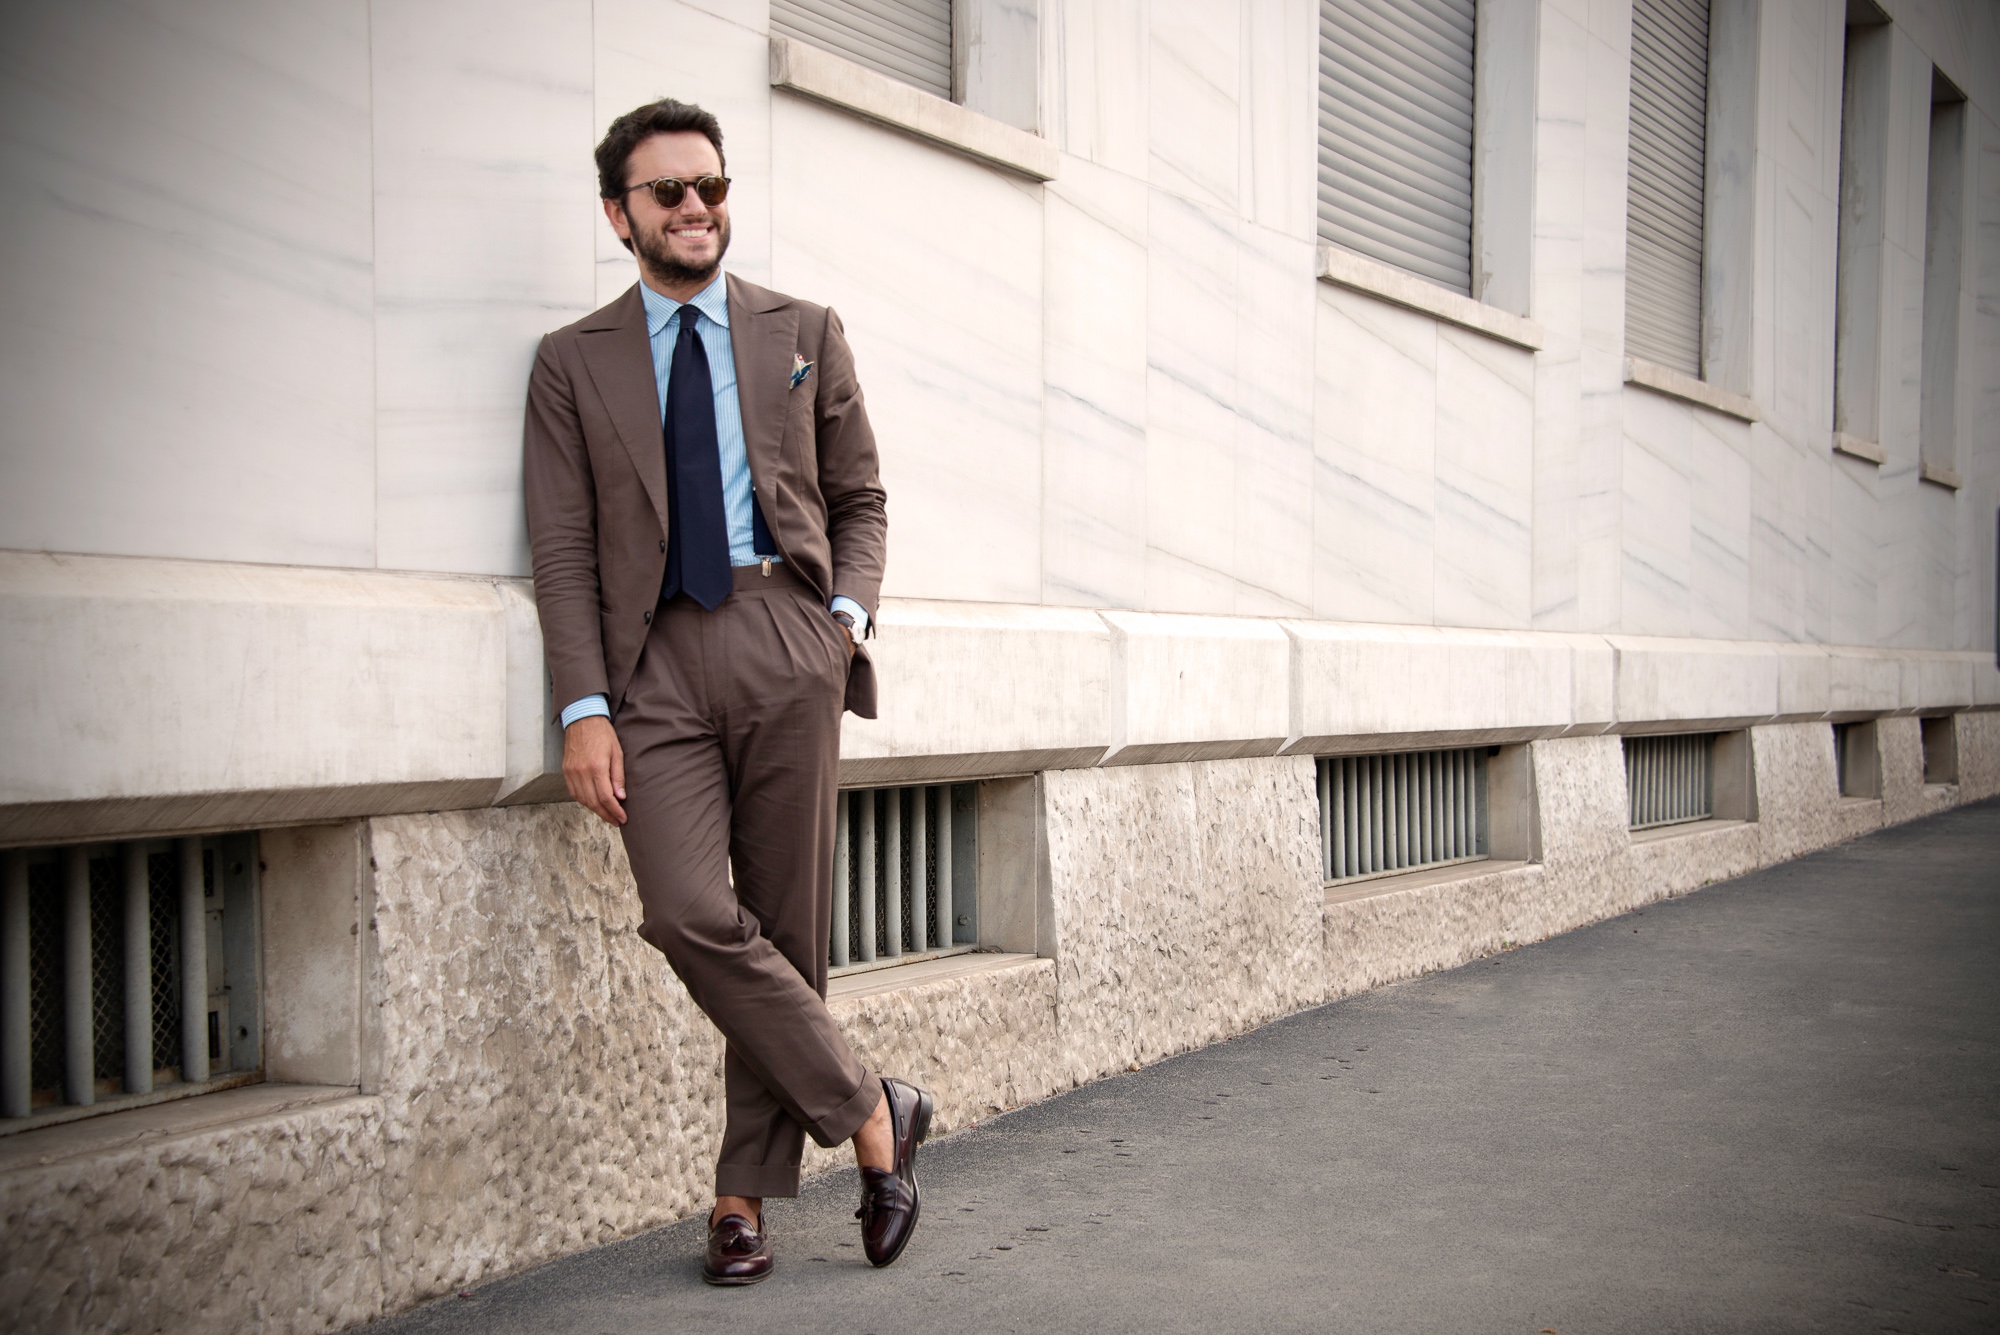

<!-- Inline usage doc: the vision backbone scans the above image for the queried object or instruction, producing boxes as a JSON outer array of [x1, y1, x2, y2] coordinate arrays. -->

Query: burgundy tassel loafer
[[702, 1212, 773, 1286], [855, 1076, 934, 1268]]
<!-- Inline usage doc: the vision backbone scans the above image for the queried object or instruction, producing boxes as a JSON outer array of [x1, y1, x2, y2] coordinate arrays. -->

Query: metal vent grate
[[147, 852, 182, 1073], [831, 784, 974, 973], [1624, 733, 1715, 829], [2, 834, 258, 1125], [1318, 748, 1488, 882]]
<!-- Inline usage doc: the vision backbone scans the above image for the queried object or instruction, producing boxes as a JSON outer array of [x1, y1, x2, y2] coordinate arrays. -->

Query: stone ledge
[[0, 1082, 363, 1175], [829, 951, 1045, 1002], [1628, 816, 1751, 846], [769, 36, 1058, 181], [1324, 858, 1533, 905], [1623, 356, 1761, 421], [1316, 245, 1545, 350], [1919, 460, 1964, 491], [1832, 432, 1887, 464]]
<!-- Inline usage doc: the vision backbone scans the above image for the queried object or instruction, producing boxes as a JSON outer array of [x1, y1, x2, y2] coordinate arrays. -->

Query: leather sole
[[701, 1265, 772, 1287]]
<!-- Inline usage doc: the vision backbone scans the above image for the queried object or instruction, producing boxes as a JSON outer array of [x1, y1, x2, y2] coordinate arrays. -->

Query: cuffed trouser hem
[[716, 1161, 806, 1200], [807, 1069, 884, 1150]]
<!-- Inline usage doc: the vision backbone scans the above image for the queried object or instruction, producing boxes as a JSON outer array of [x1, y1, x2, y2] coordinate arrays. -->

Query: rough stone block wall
[[1323, 863, 1549, 999], [0, 1093, 386, 1333], [7, 718, 1995, 1333], [365, 806, 723, 1311], [1041, 757, 1326, 1085], [801, 957, 1064, 1180]]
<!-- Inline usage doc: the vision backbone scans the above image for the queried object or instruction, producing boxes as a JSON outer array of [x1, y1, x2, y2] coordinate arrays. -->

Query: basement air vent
[[1624, 733, 1716, 829], [831, 784, 976, 975], [2, 834, 260, 1130], [1318, 748, 1488, 882]]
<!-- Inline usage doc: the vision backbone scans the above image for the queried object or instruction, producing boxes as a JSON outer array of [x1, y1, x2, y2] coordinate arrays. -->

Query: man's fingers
[[610, 734, 627, 801], [596, 766, 627, 825]]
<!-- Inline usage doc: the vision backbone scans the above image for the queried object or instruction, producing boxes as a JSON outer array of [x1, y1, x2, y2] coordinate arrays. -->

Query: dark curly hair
[[594, 97, 727, 202]]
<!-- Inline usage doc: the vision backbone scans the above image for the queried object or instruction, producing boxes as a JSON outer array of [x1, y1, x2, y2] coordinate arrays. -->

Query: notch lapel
[[727, 274, 799, 501], [575, 284, 669, 533]]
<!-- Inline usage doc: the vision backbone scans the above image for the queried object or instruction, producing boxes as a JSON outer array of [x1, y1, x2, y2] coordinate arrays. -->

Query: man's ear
[[602, 198, 636, 254]]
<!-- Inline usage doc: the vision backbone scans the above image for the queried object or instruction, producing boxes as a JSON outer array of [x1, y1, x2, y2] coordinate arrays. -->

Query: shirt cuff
[[830, 595, 869, 637], [560, 694, 611, 729]]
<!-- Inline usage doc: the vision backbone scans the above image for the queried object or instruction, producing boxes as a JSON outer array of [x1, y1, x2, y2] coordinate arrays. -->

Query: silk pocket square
[[790, 354, 813, 389]]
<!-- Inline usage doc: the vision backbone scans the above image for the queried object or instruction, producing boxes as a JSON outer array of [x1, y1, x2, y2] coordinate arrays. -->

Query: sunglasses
[[620, 174, 731, 210]]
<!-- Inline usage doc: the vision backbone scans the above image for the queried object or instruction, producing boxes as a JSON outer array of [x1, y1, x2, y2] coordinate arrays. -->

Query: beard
[[633, 211, 731, 288]]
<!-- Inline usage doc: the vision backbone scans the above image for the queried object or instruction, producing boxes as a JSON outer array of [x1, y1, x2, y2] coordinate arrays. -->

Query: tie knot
[[677, 310, 700, 343]]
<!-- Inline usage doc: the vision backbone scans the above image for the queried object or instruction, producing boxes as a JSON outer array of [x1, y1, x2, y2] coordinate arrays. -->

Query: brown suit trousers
[[523, 277, 889, 1198], [620, 566, 874, 1197]]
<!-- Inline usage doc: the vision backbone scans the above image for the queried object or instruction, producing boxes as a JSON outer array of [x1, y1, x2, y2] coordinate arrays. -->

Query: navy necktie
[[660, 312, 732, 610]]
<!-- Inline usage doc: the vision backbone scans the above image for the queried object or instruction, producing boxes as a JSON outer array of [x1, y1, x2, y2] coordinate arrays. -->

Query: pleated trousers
[[614, 562, 879, 1198]]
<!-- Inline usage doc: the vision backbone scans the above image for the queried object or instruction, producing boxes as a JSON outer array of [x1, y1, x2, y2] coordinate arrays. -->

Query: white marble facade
[[2, 0, 1997, 671]]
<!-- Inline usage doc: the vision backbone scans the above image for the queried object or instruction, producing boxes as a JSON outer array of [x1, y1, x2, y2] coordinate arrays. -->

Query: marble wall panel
[[1576, 347, 1629, 631], [0, 554, 507, 811], [1608, 635, 1783, 726], [1146, 0, 1240, 213], [593, 0, 775, 301], [370, 0, 597, 578], [1145, 189, 1240, 613], [1530, 0, 1589, 630], [1690, 412, 1754, 639], [1240, 0, 1316, 243], [1099, 611, 1291, 761], [1044, 156, 1150, 608], [1231, 222, 1317, 616], [1285, 621, 1579, 747], [1043, 0, 1149, 178], [838, 599, 1113, 775], [0, 0, 375, 568], [771, 96, 1045, 605], [1311, 285, 1438, 624], [1619, 391, 1694, 638], [1828, 456, 1882, 647], [1433, 327, 1536, 630]]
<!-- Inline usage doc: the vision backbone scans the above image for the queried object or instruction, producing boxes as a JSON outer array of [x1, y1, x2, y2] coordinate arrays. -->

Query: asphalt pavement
[[372, 799, 2000, 1334]]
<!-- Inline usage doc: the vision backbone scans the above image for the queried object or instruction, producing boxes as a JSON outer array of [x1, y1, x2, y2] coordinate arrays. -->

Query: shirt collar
[[641, 270, 731, 338]]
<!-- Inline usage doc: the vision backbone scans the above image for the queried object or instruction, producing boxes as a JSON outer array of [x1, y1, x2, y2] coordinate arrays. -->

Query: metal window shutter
[[773, 0, 953, 101], [1317, 0, 1477, 294], [1624, 0, 1708, 375]]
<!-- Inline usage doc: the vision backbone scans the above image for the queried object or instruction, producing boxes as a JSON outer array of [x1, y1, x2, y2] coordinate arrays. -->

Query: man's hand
[[834, 613, 858, 658], [563, 715, 627, 825]]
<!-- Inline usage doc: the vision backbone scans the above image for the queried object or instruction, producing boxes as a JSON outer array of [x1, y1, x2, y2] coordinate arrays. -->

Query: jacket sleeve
[[813, 308, 889, 633], [523, 333, 611, 714]]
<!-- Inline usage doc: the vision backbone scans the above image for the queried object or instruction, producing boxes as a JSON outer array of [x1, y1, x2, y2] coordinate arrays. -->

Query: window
[[831, 784, 977, 974], [773, 0, 953, 101], [1920, 70, 1967, 484], [1317, 748, 1489, 882], [1317, 0, 1479, 294], [1624, 733, 1715, 830], [1833, 721, 1880, 799], [1920, 716, 1958, 786], [1833, 2, 1891, 450], [1624, 0, 1710, 375], [2, 834, 260, 1128]]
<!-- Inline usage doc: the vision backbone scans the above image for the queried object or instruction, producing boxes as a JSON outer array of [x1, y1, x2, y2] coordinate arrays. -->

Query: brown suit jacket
[[524, 273, 888, 719]]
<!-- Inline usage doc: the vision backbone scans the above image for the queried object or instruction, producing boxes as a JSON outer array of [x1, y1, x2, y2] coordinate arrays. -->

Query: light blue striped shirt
[[561, 272, 866, 729]]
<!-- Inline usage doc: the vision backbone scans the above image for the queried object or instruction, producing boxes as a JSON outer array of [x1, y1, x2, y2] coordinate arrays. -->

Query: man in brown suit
[[524, 98, 930, 1284]]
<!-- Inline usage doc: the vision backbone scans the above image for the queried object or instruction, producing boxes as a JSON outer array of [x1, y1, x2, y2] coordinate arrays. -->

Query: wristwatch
[[831, 610, 857, 635]]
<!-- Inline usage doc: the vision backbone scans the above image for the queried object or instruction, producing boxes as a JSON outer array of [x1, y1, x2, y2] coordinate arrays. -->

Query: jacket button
[[642, 610, 652, 623], [659, 539, 666, 552]]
